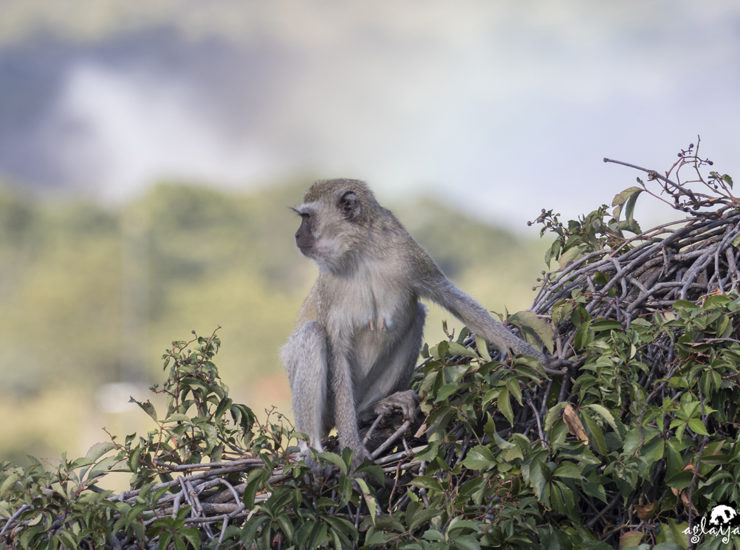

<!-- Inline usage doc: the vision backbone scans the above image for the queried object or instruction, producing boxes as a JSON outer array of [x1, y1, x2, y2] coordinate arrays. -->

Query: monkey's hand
[[373, 389, 418, 421]]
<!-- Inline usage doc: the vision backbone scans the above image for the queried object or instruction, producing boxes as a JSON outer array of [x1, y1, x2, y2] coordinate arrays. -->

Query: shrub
[[1, 140, 739, 549]]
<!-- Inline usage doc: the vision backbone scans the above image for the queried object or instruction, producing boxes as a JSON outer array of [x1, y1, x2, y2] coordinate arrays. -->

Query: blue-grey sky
[[2, 0, 739, 229]]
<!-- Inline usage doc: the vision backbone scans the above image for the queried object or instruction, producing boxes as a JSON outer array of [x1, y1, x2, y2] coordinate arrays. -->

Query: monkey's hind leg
[[360, 303, 426, 424], [281, 321, 329, 454]]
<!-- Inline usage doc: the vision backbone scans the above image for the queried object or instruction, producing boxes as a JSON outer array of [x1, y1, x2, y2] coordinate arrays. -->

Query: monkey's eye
[[300, 212, 311, 220]]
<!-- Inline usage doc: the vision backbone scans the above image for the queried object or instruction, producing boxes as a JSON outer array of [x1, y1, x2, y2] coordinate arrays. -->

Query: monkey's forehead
[[304, 178, 375, 203]]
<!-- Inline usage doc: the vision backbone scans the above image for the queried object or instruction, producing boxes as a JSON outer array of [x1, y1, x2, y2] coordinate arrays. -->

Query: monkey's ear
[[339, 190, 361, 221]]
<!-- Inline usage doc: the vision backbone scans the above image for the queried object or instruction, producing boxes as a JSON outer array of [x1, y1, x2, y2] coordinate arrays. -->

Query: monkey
[[281, 179, 546, 466]]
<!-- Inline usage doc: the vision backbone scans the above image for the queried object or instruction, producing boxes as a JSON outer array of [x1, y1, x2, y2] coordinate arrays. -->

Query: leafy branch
[[2, 141, 740, 549]]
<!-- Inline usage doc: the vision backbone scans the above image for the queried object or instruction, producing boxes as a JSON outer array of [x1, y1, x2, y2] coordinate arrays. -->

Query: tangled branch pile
[[534, 146, 740, 330], [2, 142, 740, 549]]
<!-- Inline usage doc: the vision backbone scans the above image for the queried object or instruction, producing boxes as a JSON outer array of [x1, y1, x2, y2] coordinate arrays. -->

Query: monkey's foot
[[373, 389, 418, 421]]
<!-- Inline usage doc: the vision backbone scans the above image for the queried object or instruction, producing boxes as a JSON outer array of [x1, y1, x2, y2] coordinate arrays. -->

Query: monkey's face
[[292, 185, 366, 273], [293, 209, 317, 255]]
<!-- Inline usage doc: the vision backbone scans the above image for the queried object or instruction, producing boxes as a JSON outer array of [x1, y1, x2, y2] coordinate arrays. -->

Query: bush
[[1, 141, 739, 549]]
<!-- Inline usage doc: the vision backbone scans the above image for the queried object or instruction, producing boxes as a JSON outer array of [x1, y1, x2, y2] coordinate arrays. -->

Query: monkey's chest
[[331, 276, 409, 331], [324, 264, 417, 364], [341, 283, 416, 372]]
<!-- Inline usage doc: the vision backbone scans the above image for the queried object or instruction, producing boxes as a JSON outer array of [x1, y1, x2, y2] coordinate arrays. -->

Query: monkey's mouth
[[297, 243, 313, 257]]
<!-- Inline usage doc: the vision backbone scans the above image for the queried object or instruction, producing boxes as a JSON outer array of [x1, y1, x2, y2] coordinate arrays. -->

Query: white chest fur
[[324, 258, 412, 335]]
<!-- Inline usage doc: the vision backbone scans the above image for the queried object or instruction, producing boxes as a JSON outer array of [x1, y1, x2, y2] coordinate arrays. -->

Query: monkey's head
[[292, 179, 381, 273]]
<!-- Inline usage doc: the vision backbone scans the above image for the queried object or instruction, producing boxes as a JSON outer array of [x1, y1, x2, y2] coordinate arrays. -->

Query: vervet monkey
[[281, 179, 546, 464]]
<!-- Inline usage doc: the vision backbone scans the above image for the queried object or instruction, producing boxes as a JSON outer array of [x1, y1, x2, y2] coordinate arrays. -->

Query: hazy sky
[[2, 0, 740, 229]]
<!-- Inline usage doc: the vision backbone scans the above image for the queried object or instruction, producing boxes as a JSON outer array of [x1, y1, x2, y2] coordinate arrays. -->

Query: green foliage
[[0, 330, 257, 548], [531, 184, 644, 270], [2, 151, 740, 548], [408, 292, 740, 549], [2, 286, 739, 548], [118, 328, 257, 487]]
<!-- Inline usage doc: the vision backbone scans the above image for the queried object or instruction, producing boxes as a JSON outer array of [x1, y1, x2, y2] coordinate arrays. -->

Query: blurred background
[[1, 0, 740, 463]]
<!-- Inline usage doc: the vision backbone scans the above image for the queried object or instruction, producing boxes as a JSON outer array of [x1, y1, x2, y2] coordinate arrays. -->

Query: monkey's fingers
[[373, 389, 418, 421]]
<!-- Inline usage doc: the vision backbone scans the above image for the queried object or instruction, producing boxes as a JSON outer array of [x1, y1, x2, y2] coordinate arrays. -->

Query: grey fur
[[281, 179, 545, 464]]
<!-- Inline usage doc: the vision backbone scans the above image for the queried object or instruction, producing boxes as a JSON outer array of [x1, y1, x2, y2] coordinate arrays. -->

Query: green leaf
[[475, 336, 491, 362], [447, 341, 479, 358], [413, 442, 440, 463], [436, 384, 460, 402], [411, 476, 444, 492], [544, 402, 568, 432], [180, 529, 201, 550], [408, 507, 443, 532], [365, 530, 394, 546], [430, 341, 449, 360], [549, 480, 576, 515], [128, 446, 142, 472], [583, 404, 618, 432], [664, 440, 684, 477], [131, 398, 158, 421], [509, 311, 555, 353], [623, 189, 643, 226], [158, 532, 172, 550], [687, 418, 709, 436], [553, 461, 582, 480], [0, 472, 20, 497], [664, 470, 693, 491], [56, 530, 79, 549], [524, 458, 548, 498], [506, 377, 523, 405], [243, 469, 266, 509], [423, 529, 445, 541], [582, 478, 607, 503], [492, 430, 515, 450], [482, 388, 499, 407], [164, 414, 193, 423], [453, 535, 482, 550], [276, 514, 295, 540], [88, 455, 120, 479], [447, 517, 481, 533], [85, 441, 115, 462], [581, 412, 607, 456], [200, 422, 218, 448], [356, 478, 377, 523], [318, 451, 348, 475], [574, 319, 592, 350], [655, 519, 688, 546], [643, 435, 665, 462], [590, 319, 623, 333], [612, 186, 642, 208], [241, 516, 269, 545], [497, 388, 514, 426], [462, 445, 496, 471]]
